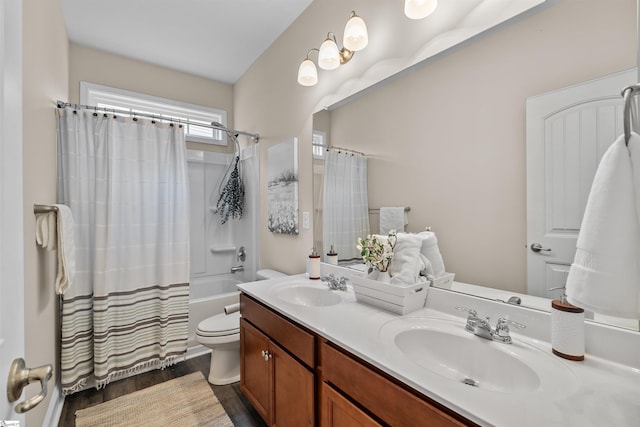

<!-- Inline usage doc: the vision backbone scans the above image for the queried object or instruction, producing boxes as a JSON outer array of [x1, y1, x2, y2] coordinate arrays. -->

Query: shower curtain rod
[[313, 143, 365, 157], [56, 101, 260, 143]]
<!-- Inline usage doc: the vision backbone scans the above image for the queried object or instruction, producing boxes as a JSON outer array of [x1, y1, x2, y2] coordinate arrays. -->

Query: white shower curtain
[[322, 149, 370, 260], [56, 107, 190, 394]]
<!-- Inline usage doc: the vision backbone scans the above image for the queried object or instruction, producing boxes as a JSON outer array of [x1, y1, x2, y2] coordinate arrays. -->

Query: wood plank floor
[[58, 353, 267, 427]]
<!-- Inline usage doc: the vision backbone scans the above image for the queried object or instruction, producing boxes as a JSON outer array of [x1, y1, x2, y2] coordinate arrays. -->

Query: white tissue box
[[430, 272, 455, 289], [350, 276, 428, 315]]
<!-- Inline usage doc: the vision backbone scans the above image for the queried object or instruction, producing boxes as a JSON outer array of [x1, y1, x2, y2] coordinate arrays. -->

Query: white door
[[526, 69, 636, 298], [0, 0, 26, 423]]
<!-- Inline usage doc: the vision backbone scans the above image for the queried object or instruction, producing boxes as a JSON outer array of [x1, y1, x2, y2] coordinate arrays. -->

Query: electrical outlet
[[302, 211, 310, 229]]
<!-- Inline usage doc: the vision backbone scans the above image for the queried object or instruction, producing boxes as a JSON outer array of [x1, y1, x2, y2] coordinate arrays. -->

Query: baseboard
[[186, 342, 211, 360], [43, 383, 64, 427]]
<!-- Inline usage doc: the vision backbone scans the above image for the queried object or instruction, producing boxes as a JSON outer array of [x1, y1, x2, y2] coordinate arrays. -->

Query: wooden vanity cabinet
[[320, 341, 476, 427], [240, 294, 315, 426], [320, 382, 381, 427], [240, 292, 476, 427]]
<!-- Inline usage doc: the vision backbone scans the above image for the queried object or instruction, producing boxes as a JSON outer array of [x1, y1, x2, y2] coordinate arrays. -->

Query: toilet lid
[[197, 311, 240, 337]]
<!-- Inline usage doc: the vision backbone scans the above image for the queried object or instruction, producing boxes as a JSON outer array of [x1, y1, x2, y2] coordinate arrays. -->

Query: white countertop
[[238, 274, 640, 427]]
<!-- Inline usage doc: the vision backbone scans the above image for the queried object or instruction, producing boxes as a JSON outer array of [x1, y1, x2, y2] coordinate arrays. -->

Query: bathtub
[[187, 274, 245, 358]]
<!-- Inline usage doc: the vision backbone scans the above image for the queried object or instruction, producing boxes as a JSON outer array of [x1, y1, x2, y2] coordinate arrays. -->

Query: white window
[[80, 81, 228, 146], [312, 130, 326, 159]]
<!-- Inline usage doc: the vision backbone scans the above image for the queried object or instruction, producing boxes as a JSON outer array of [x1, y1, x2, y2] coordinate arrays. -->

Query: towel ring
[[622, 84, 640, 146]]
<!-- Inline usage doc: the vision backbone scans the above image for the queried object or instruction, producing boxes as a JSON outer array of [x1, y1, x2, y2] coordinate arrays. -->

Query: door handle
[[6, 358, 53, 413], [530, 243, 551, 253]]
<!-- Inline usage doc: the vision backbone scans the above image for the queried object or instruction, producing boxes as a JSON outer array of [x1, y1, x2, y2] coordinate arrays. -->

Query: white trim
[[0, 0, 25, 423], [79, 81, 228, 146], [43, 384, 65, 427]]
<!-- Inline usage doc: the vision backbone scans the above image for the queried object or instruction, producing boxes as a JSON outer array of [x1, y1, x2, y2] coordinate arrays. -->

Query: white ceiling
[[60, 0, 314, 84]]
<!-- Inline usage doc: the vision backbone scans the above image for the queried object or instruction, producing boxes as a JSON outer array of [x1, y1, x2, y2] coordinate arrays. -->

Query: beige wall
[[69, 43, 234, 116], [22, 0, 69, 425], [235, 0, 636, 289], [69, 43, 235, 153]]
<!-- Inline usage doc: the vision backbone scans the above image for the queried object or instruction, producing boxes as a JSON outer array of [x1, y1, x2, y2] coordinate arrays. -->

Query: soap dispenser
[[326, 245, 338, 265], [308, 247, 321, 280], [550, 287, 585, 361]]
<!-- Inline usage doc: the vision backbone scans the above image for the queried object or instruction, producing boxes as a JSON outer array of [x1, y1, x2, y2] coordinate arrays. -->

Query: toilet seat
[[196, 311, 240, 337]]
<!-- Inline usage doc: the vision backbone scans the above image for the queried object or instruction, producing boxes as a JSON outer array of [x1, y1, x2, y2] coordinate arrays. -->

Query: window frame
[[80, 81, 228, 146], [312, 130, 326, 159]]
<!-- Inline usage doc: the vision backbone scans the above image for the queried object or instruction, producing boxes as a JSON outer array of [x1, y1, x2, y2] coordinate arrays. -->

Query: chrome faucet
[[230, 265, 244, 273], [455, 306, 525, 344], [321, 273, 348, 291]]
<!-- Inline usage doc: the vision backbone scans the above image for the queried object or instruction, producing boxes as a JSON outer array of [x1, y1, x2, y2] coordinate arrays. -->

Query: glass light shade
[[343, 15, 368, 51], [318, 37, 341, 70], [404, 0, 438, 20], [297, 59, 318, 86]]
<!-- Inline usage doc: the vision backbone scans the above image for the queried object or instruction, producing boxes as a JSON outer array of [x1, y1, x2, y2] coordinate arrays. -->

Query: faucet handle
[[455, 306, 478, 333], [497, 315, 526, 330], [455, 306, 477, 317], [493, 316, 526, 344]]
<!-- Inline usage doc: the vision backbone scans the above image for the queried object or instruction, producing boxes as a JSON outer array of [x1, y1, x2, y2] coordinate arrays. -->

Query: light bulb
[[318, 36, 340, 70], [404, 0, 438, 20], [297, 59, 318, 86], [343, 13, 368, 51]]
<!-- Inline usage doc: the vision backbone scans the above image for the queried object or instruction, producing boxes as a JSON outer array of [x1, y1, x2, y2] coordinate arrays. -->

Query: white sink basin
[[379, 317, 577, 396], [273, 282, 343, 307]]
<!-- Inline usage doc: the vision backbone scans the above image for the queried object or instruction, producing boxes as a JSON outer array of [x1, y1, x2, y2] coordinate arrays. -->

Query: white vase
[[368, 270, 391, 283]]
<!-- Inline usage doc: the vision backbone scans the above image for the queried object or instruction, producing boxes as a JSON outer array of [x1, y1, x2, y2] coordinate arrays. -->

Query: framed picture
[[267, 138, 299, 235]]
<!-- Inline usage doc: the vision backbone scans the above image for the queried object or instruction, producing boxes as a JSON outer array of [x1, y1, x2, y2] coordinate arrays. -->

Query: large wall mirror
[[312, 0, 639, 330]]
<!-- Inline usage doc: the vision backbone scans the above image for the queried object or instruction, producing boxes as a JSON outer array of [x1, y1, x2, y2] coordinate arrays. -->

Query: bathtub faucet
[[230, 265, 244, 273]]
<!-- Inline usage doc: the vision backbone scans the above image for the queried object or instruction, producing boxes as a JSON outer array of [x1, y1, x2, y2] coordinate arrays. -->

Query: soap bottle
[[550, 288, 585, 361], [326, 245, 338, 265], [308, 247, 321, 280]]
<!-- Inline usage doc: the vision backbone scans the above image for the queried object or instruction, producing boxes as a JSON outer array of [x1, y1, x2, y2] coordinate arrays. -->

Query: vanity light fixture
[[404, 0, 438, 20], [298, 49, 319, 86], [297, 11, 368, 87]]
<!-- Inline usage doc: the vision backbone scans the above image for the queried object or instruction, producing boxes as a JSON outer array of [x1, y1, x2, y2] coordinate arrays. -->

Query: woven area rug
[[75, 372, 234, 427]]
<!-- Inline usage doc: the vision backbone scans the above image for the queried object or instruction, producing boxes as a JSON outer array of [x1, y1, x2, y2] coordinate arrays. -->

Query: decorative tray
[[350, 276, 429, 315]]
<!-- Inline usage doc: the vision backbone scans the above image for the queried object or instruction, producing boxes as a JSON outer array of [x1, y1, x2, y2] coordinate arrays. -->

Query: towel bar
[[33, 204, 58, 214], [368, 207, 411, 213]]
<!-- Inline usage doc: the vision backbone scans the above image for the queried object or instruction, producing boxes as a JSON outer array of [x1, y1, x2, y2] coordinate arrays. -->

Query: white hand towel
[[389, 233, 428, 286], [53, 204, 76, 295], [565, 134, 640, 319], [416, 231, 446, 277], [35, 213, 49, 248], [380, 207, 407, 235]]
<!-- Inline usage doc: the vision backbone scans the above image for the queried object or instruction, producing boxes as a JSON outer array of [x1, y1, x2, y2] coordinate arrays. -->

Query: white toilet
[[196, 269, 287, 385]]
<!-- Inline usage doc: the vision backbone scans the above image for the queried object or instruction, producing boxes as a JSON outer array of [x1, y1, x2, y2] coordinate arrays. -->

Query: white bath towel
[[565, 134, 640, 319], [416, 231, 446, 278], [54, 205, 76, 295], [380, 207, 407, 235], [389, 233, 429, 286]]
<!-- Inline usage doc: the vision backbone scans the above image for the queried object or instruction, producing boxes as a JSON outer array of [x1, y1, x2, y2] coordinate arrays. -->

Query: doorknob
[[6, 358, 53, 413], [530, 243, 552, 253]]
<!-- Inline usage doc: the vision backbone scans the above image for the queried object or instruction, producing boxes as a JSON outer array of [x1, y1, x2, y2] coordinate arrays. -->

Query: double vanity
[[238, 267, 640, 426]]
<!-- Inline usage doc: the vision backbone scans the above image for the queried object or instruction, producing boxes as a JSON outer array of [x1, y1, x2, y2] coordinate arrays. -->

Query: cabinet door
[[272, 340, 315, 427], [240, 318, 272, 424], [321, 383, 381, 427]]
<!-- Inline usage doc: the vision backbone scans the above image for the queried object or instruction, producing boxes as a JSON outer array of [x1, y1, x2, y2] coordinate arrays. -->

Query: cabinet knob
[[261, 350, 272, 361]]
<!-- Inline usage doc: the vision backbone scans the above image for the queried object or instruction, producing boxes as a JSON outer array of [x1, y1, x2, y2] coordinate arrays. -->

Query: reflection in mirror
[[312, 0, 639, 331], [313, 109, 370, 262]]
